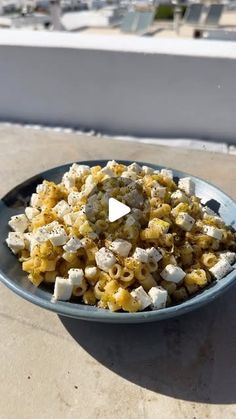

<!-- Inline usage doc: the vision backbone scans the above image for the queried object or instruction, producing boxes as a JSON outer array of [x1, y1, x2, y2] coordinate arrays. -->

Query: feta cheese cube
[[24, 232, 33, 250], [203, 225, 223, 240], [49, 227, 68, 246], [95, 247, 116, 272], [25, 206, 40, 221], [83, 175, 96, 196], [63, 236, 83, 253], [8, 214, 29, 233], [219, 251, 236, 265], [63, 211, 80, 227], [101, 167, 115, 177], [6, 232, 25, 254], [70, 164, 90, 177], [160, 264, 186, 283], [209, 259, 233, 280], [67, 192, 81, 206], [171, 190, 189, 204], [202, 206, 217, 216], [151, 182, 166, 198], [109, 239, 132, 257], [125, 215, 137, 227], [142, 165, 154, 175], [30, 193, 43, 208], [127, 162, 142, 174], [146, 247, 163, 262], [178, 177, 195, 195], [34, 226, 50, 243], [68, 268, 84, 286], [62, 172, 76, 190], [53, 277, 73, 301], [131, 286, 152, 310], [121, 171, 137, 180], [133, 247, 149, 263], [106, 160, 118, 169], [160, 168, 173, 179], [148, 286, 168, 310], [175, 212, 195, 232], [36, 183, 49, 194], [53, 200, 70, 218]]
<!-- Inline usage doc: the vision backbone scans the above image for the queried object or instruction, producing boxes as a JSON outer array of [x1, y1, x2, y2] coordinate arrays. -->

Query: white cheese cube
[[8, 214, 29, 233], [160, 168, 173, 179], [219, 251, 236, 265], [146, 247, 163, 262], [171, 190, 189, 204], [203, 225, 223, 240], [63, 236, 83, 253], [83, 175, 96, 196], [24, 232, 33, 250], [30, 193, 43, 208], [121, 171, 137, 180], [53, 277, 73, 301], [202, 206, 217, 216], [209, 259, 233, 280], [176, 212, 195, 232], [25, 206, 40, 221], [148, 286, 168, 310], [178, 177, 195, 195], [127, 162, 142, 174], [132, 247, 149, 263], [151, 182, 166, 198], [131, 286, 152, 310], [70, 163, 90, 177], [142, 165, 154, 175], [95, 247, 116, 272], [6, 232, 25, 254], [68, 268, 84, 286], [49, 227, 68, 246], [63, 211, 80, 227], [62, 172, 76, 190], [160, 264, 186, 283], [36, 183, 49, 194], [109, 239, 132, 257], [53, 200, 70, 218], [101, 167, 115, 177], [34, 226, 50, 243], [67, 192, 81, 206], [106, 160, 118, 169], [125, 215, 137, 227]]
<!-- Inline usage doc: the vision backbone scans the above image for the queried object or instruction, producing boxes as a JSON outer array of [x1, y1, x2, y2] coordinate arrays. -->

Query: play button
[[108, 198, 130, 222]]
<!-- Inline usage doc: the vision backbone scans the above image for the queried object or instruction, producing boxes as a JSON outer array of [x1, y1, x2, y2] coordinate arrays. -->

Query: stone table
[[0, 125, 235, 419]]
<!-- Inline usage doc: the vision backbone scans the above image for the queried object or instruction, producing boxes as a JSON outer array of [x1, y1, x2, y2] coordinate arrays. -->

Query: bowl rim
[[0, 159, 235, 323]]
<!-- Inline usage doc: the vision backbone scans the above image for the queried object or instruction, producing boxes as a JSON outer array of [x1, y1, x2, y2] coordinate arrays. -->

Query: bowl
[[0, 160, 235, 323]]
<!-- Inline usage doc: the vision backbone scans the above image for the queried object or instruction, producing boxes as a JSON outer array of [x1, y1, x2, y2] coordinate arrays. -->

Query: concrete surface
[[0, 125, 236, 419], [1, 31, 236, 143]]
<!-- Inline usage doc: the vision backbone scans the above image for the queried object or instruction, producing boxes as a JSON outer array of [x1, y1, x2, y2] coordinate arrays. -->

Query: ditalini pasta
[[6, 161, 236, 312]]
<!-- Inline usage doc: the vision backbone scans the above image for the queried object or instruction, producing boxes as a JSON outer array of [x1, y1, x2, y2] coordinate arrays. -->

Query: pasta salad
[[6, 161, 236, 312]]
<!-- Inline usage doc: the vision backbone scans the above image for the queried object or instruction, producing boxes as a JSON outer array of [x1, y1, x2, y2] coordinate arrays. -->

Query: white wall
[[0, 31, 236, 143]]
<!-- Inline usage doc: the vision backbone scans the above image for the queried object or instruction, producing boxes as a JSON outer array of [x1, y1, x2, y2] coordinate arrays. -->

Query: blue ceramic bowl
[[0, 160, 235, 323]]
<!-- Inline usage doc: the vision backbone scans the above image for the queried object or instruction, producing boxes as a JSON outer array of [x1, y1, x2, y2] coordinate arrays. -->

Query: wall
[[0, 30, 236, 143]]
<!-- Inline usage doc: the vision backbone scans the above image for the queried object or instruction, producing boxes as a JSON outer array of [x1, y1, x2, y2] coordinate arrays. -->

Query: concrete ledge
[[0, 30, 236, 143]]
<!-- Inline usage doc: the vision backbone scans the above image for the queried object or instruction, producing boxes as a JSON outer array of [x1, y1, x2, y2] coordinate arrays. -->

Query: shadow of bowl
[[60, 284, 236, 404]]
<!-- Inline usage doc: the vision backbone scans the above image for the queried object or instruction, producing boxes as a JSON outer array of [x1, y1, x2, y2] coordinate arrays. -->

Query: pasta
[[6, 161, 236, 313]]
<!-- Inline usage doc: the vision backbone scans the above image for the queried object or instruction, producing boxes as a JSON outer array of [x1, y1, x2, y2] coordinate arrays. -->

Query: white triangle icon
[[108, 198, 130, 222]]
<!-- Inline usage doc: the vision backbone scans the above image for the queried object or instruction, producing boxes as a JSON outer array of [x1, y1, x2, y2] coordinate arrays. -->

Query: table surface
[[0, 125, 235, 419]]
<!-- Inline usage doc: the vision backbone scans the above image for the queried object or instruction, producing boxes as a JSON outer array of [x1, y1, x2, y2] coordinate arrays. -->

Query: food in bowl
[[6, 161, 236, 312]]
